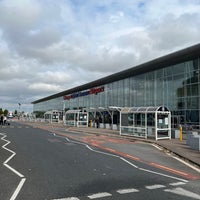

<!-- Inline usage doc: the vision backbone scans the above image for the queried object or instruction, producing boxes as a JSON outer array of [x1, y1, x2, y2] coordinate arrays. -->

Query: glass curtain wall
[[34, 58, 200, 128]]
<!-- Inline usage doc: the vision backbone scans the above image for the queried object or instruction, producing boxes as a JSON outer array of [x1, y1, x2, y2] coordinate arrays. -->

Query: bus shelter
[[44, 110, 62, 123], [87, 107, 120, 130], [120, 106, 171, 140], [65, 110, 88, 127]]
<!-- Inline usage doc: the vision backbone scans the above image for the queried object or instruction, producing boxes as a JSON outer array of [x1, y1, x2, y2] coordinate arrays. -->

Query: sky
[[0, 0, 200, 113]]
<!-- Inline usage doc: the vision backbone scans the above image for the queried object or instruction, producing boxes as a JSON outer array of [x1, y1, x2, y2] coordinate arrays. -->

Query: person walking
[[0, 115, 3, 126], [3, 115, 7, 125]]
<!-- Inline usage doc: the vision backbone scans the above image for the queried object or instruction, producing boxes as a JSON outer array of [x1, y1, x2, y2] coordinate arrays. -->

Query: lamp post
[[63, 101, 65, 124], [18, 103, 21, 119]]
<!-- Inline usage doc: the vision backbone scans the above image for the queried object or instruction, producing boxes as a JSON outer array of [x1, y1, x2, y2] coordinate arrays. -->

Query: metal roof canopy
[[66, 109, 81, 113], [121, 106, 170, 114], [44, 110, 61, 114], [108, 106, 122, 112]]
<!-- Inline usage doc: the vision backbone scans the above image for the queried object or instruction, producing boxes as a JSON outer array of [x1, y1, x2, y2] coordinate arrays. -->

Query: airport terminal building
[[32, 44, 200, 130]]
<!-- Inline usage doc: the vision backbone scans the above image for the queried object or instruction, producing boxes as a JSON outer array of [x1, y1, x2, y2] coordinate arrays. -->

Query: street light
[[63, 101, 65, 124], [18, 103, 21, 119]]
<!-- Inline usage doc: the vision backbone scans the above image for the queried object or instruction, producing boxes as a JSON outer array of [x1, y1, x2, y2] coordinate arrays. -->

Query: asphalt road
[[0, 122, 200, 200]]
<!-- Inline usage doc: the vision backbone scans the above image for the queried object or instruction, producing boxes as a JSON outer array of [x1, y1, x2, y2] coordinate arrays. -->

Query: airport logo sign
[[63, 86, 104, 100]]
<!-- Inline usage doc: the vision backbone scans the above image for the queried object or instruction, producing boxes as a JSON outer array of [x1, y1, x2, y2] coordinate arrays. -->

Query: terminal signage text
[[63, 86, 104, 100]]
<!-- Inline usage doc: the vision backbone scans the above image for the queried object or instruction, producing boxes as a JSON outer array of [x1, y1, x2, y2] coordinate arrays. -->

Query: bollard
[[90, 120, 92, 128], [180, 125, 183, 142]]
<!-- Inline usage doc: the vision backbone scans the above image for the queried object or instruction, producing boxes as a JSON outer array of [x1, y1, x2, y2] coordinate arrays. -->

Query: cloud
[[28, 82, 62, 92], [0, 0, 199, 112], [149, 13, 200, 51], [37, 71, 71, 84]]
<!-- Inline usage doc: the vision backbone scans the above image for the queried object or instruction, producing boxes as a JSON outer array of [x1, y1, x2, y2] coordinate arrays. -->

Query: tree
[[33, 111, 45, 118], [4, 109, 8, 116], [0, 108, 3, 115]]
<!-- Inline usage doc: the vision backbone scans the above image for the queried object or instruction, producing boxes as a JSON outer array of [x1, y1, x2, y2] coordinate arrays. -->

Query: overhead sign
[[63, 86, 104, 100]]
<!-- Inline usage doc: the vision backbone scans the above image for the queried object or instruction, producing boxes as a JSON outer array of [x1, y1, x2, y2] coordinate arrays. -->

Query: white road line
[[169, 182, 186, 186], [139, 167, 188, 183], [88, 192, 112, 199], [146, 184, 166, 190], [1, 135, 24, 178], [168, 153, 200, 173], [53, 198, 80, 200], [164, 187, 200, 200], [152, 141, 200, 173], [52, 132, 190, 188], [65, 137, 70, 142], [4, 163, 24, 178], [10, 178, 26, 200], [151, 144, 163, 151], [117, 188, 139, 194], [0, 133, 26, 200], [86, 144, 119, 158], [120, 157, 138, 168]]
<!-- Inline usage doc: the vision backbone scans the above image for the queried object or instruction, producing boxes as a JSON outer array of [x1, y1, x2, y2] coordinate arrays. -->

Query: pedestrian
[[96, 117, 99, 128], [0, 115, 3, 125], [3, 115, 7, 125]]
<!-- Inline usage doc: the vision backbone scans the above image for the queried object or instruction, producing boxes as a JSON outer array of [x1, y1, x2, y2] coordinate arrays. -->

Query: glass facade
[[33, 57, 200, 128]]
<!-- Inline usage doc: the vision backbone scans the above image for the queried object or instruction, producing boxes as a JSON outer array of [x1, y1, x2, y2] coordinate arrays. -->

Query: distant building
[[32, 43, 200, 129]]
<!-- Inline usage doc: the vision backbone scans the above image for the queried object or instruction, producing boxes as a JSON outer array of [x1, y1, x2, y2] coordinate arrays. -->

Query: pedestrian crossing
[[51, 181, 200, 200]]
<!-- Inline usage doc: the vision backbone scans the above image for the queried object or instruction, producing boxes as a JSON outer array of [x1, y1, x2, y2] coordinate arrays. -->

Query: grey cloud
[[0, 0, 199, 113], [149, 13, 200, 51], [0, 0, 62, 61]]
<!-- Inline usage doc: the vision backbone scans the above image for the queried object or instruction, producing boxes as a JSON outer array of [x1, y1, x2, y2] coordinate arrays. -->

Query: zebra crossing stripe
[[169, 182, 186, 186], [164, 187, 200, 199], [88, 192, 112, 199], [146, 184, 166, 190], [53, 197, 80, 200], [117, 188, 139, 194]]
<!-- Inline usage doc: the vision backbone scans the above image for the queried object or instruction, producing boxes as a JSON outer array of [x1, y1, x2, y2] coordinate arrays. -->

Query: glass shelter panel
[[120, 106, 171, 140]]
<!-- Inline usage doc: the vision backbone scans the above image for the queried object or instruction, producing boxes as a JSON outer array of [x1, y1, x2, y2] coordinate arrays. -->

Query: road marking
[[86, 144, 119, 158], [139, 167, 188, 183], [53, 198, 80, 200], [120, 157, 138, 168], [168, 153, 200, 173], [0, 133, 26, 200], [117, 188, 139, 194], [150, 162, 189, 176], [169, 182, 186, 186], [10, 178, 26, 200], [53, 132, 189, 184], [124, 154, 140, 161], [88, 192, 112, 199], [151, 143, 163, 151], [164, 187, 200, 199], [145, 184, 166, 190], [152, 142, 200, 174], [1, 135, 24, 178]]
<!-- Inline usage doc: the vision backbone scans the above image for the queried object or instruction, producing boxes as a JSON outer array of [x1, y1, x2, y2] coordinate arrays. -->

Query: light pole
[[63, 101, 65, 124], [18, 103, 21, 119]]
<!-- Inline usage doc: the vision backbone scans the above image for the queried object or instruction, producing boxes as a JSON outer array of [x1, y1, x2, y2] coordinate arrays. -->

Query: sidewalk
[[21, 121, 200, 168]]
